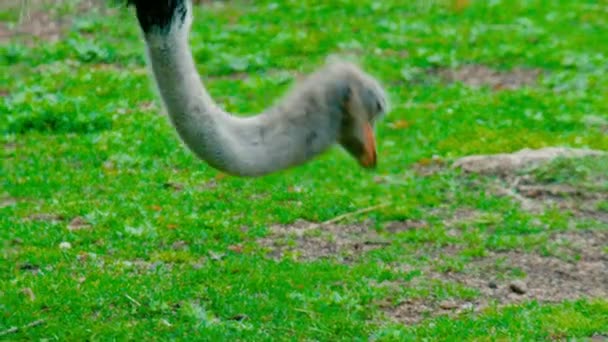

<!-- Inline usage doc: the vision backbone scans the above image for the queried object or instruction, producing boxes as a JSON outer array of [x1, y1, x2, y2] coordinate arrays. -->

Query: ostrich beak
[[358, 123, 377, 168]]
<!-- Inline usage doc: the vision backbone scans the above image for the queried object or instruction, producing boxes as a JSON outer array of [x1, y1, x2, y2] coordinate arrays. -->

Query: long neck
[[135, 1, 342, 177]]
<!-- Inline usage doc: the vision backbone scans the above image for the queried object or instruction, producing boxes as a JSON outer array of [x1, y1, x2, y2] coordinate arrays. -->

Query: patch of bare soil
[[1, 9, 66, 43], [453, 147, 608, 222], [453, 147, 605, 176], [383, 229, 608, 325], [0, 0, 109, 43], [257, 219, 427, 262], [507, 177, 608, 222], [0, 194, 18, 209], [0, 0, 227, 43], [25, 213, 65, 222], [67, 216, 91, 231], [432, 64, 542, 90]]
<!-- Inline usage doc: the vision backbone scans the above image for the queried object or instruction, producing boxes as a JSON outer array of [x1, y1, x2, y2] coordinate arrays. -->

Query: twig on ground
[[323, 202, 390, 225], [0, 319, 45, 336], [293, 308, 315, 317], [0, 327, 17, 336], [125, 294, 141, 307], [304, 202, 391, 231]]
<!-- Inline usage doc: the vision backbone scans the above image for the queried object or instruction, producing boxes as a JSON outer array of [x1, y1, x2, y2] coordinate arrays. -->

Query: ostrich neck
[[143, 27, 340, 177]]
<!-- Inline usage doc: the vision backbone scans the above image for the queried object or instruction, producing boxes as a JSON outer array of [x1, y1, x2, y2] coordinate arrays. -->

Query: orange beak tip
[[360, 123, 377, 169]]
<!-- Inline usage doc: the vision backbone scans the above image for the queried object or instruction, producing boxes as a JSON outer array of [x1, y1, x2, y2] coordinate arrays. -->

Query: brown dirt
[[260, 218, 607, 324], [453, 147, 606, 176], [257, 146, 607, 325], [67, 216, 91, 231], [1, 9, 66, 43], [25, 213, 65, 222], [452, 147, 608, 222], [0, 0, 109, 43], [257, 219, 427, 262], [510, 177, 608, 223], [383, 229, 608, 324], [432, 64, 542, 90], [0, 194, 18, 209]]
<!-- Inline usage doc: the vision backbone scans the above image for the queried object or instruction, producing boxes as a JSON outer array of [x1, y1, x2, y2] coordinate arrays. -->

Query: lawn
[[1, 0, 607, 340]]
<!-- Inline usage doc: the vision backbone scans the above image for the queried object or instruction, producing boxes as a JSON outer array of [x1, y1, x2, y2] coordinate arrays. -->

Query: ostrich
[[128, 0, 389, 177]]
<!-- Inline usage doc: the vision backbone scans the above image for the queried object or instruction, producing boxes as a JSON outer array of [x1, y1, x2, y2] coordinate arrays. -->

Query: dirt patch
[[410, 156, 448, 176], [1, 8, 66, 43], [439, 208, 484, 229], [0, 0, 108, 43], [383, 229, 608, 325], [432, 64, 542, 90], [443, 230, 608, 303], [452, 147, 605, 176], [507, 178, 608, 222], [67, 216, 91, 231], [451, 147, 608, 222], [25, 213, 65, 222], [257, 219, 426, 262], [0, 194, 19, 209]]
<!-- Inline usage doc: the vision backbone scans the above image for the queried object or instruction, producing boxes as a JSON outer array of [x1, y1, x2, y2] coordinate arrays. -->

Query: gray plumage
[[131, 0, 388, 177]]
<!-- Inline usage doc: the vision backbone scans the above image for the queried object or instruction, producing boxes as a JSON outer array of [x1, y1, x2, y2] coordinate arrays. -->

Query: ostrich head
[[335, 62, 388, 169]]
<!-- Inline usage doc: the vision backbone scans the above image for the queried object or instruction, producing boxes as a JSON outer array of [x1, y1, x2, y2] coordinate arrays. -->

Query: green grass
[[2, 0, 608, 340]]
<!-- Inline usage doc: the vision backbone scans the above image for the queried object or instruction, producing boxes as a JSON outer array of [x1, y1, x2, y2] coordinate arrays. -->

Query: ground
[[1, 0, 608, 340]]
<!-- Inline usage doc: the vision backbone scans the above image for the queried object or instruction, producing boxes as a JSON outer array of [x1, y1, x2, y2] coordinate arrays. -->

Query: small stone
[[461, 302, 474, 310], [447, 229, 460, 237], [59, 241, 72, 250], [209, 251, 225, 261], [191, 259, 205, 270], [227, 244, 243, 253], [68, 216, 91, 231], [102, 160, 115, 170], [509, 280, 528, 294], [439, 300, 459, 310], [171, 240, 188, 251]]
